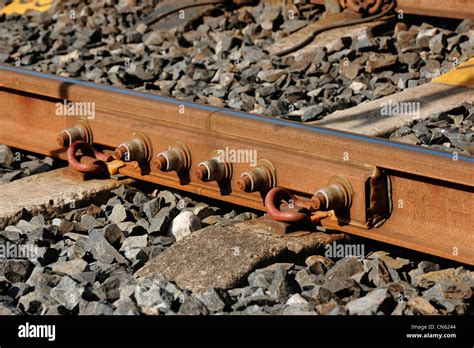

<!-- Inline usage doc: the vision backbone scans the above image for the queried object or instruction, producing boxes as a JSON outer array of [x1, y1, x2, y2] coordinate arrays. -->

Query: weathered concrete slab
[[310, 82, 474, 136], [135, 223, 348, 292], [0, 169, 132, 230]]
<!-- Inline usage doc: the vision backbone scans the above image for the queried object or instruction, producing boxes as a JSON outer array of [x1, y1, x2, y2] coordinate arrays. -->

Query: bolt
[[237, 175, 252, 192], [113, 145, 128, 161], [194, 165, 209, 181], [113, 136, 149, 163], [56, 124, 88, 147], [311, 192, 326, 211], [57, 133, 69, 147], [152, 147, 188, 173], [314, 183, 350, 211], [151, 155, 168, 171], [237, 166, 273, 193]]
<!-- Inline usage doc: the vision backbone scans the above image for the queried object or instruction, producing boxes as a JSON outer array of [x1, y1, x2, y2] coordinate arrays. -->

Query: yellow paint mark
[[1, 0, 54, 15], [433, 57, 474, 89]]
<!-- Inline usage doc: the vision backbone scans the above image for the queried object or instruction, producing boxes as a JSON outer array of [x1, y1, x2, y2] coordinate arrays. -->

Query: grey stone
[[109, 204, 128, 223], [84, 230, 129, 265], [99, 272, 135, 302], [268, 267, 296, 302], [194, 288, 230, 313], [179, 295, 209, 315], [50, 276, 82, 310], [58, 219, 75, 235], [103, 224, 125, 245], [142, 198, 162, 219], [323, 277, 362, 299], [134, 278, 174, 315], [120, 235, 148, 251], [80, 301, 114, 315], [248, 269, 274, 289], [114, 298, 140, 315], [301, 285, 333, 304], [367, 259, 393, 287], [346, 288, 395, 315], [282, 303, 316, 315], [407, 297, 438, 315], [124, 248, 149, 265], [157, 190, 178, 208], [18, 290, 52, 314], [429, 33, 446, 55], [325, 257, 364, 279], [231, 294, 277, 311], [0, 301, 21, 315], [0, 144, 14, 166], [3, 260, 34, 283], [79, 214, 101, 230], [257, 69, 286, 83], [305, 255, 334, 275], [67, 245, 86, 260], [295, 268, 322, 291], [365, 53, 397, 73], [132, 192, 149, 206], [51, 259, 87, 276], [20, 160, 50, 175]]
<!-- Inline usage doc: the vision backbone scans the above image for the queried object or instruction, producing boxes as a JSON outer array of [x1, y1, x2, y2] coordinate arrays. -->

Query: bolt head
[[237, 176, 252, 192], [57, 133, 69, 147], [194, 165, 208, 181], [151, 155, 168, 171]]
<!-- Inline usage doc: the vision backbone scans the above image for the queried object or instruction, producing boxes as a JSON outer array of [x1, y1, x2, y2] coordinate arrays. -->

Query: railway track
[[0, 64, 472, 264], [0, 0, 473, 321]]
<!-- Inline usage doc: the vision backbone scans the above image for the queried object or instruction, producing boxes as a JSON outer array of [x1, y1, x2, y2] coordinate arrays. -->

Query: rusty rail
[[309, 0, 474, 19], [0, 65, 473, 264]]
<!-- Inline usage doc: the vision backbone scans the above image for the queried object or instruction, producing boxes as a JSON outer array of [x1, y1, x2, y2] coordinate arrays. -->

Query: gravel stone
[[169, 211, 202, 241], [194, 288, 230, 313], [109, 204, 128, 223], [3, 260, 34, 283], [51, 259, 87, 276], [346, 288, 395, 315], [120, 235, 148, 251], [134, 278, 174, 315], [50, 276, 82, 311], [142, 198, 162, 219], [80, 301, 114, 315], [84, 230, 128, 265]]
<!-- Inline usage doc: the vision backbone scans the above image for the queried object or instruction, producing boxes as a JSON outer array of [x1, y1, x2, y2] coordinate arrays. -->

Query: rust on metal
[[265, 187, 313, 223], [310, 0, 474, 19], [237, 159, 276, 193], [67, 140, 113, 175], [0, 66, 472, 265]]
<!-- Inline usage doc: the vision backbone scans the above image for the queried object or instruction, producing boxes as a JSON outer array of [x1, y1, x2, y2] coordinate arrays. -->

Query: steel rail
[[309, 0, 474, 19], [0, 65, 473, 264]]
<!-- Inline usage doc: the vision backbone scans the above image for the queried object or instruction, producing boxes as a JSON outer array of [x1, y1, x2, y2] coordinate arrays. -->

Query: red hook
[[345, 0, 383, 14], [264, 187, 313, 223], [67, 141, 113, 174]]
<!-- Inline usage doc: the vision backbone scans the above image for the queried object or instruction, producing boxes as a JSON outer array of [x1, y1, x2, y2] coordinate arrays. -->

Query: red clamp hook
[[264, 187, 314, 223], [67, 141, 113, 174], [345, 0, 383, 14]]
